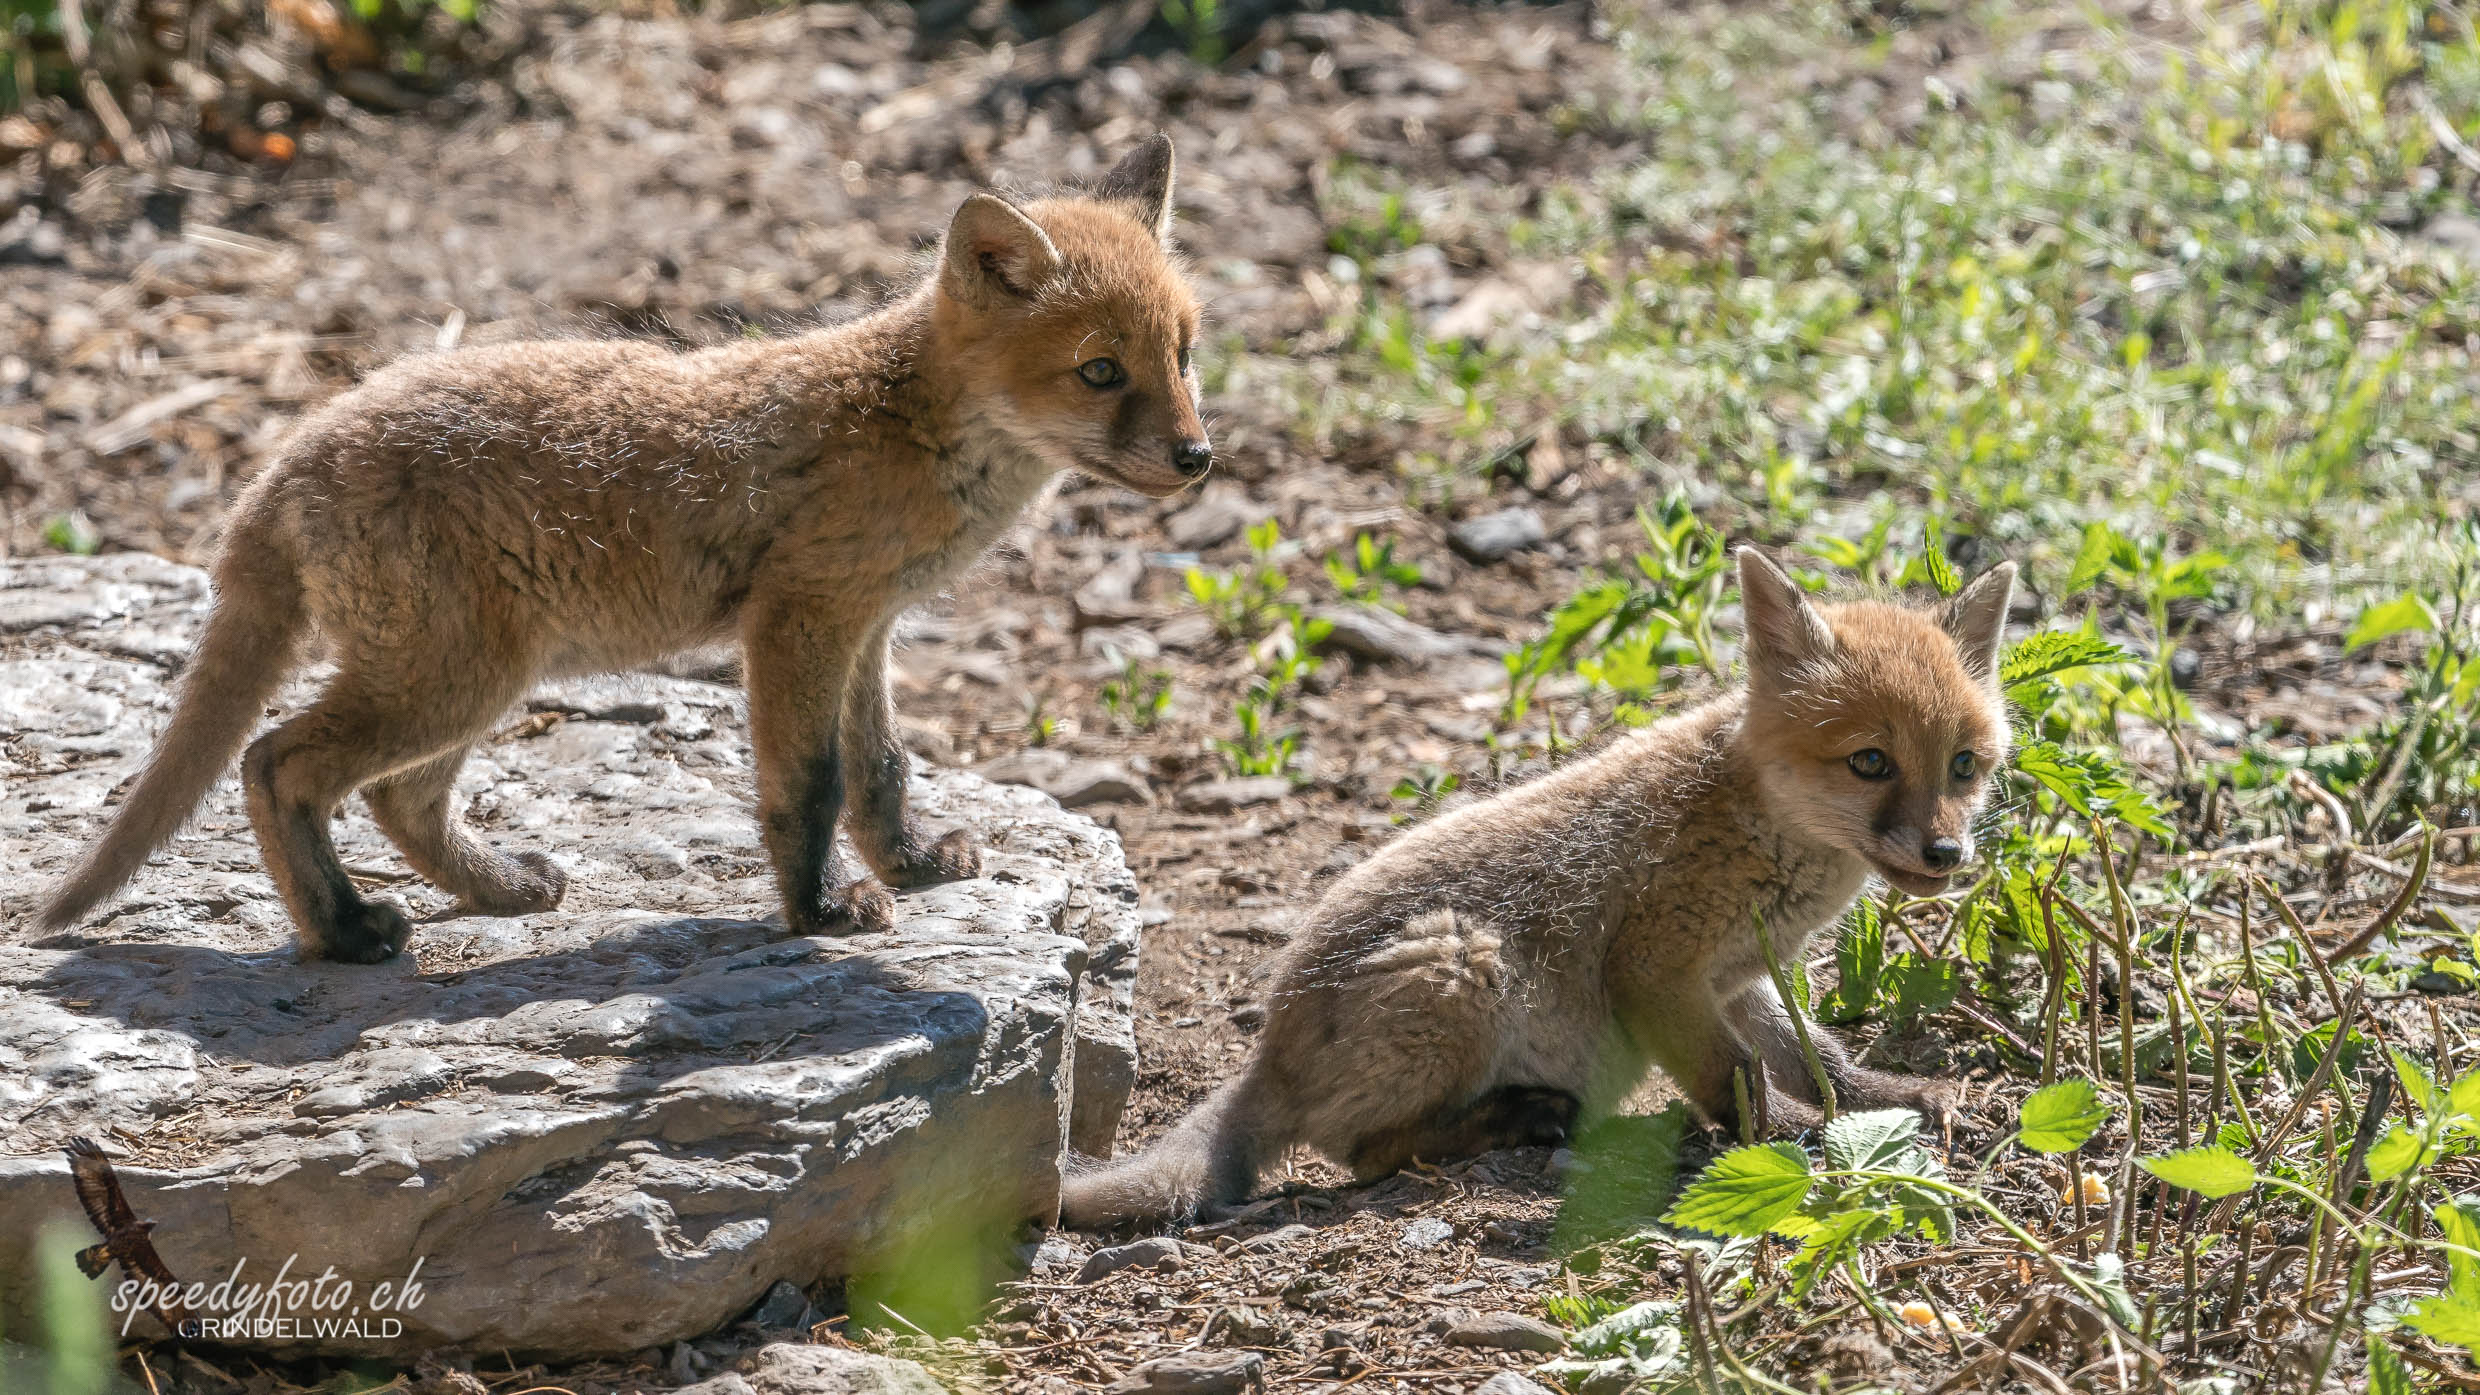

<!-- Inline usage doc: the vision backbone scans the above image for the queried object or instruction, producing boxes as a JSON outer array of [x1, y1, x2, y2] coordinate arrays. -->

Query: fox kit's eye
[[1847, 749, 1892, 780], [1950, 751, 1979, 781], [1179, 344, 1195, 375], [1076, 357, 1127, 389]]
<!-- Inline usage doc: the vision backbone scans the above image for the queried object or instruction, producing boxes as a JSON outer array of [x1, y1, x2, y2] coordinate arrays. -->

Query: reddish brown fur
[[1061, 550, 2017, 1228], [38, 137, 1209, 963]]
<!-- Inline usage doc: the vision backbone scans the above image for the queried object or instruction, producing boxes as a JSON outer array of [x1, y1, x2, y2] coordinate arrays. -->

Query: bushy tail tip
[[1059, 1077, 1268, 1230], [36, 556, 305, 930]]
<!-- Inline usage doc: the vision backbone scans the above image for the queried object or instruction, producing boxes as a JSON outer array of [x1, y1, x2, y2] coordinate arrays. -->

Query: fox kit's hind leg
[[1623, 978, 1755, 1132], [841, 623, 980, 890], [1285, 908, 1558, 1180], [1345, 1084, 1582, 1181], [365, 746, 567, 916], [743, 597, 892, 936], [244, 668, 524, 962], [1733, 982, 1960, 1129]]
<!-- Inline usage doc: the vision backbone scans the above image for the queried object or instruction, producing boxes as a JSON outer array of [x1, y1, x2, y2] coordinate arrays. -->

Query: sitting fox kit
[[1061, 548, 2016, 1227], [38, 137, 1209, 962]]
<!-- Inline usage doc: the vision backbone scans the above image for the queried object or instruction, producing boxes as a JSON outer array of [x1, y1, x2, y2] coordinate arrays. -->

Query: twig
[[2327, 825, 2437, 963]]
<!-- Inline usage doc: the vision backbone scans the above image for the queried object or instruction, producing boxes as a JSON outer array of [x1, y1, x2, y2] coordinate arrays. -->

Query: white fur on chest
[[898, 437, 1059, 601]]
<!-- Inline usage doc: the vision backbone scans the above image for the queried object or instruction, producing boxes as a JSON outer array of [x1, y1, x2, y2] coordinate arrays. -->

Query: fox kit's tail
[[36, 545, 307, 930], [1059, 1074, 1279, 1229]]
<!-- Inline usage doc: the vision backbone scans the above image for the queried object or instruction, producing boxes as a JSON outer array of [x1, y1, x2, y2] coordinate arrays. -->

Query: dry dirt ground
[[0, 1, 2448, 1392]]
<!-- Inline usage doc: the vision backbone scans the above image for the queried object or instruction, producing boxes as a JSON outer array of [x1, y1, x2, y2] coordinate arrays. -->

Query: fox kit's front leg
[[841, 622, 981, 889], [744, 600, 894, 936]]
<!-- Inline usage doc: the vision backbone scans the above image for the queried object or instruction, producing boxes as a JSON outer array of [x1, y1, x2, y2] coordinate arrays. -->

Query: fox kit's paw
[[466, 851, 569, 917], [889, 828, 982, 889], [792, 879, 898, 938], [1840, 1070, 1964, 1138], [314, 898, 414, 964], [839, 879, 898, 934]]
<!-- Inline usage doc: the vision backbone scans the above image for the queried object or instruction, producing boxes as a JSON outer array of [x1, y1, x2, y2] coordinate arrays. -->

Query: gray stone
[[1107, 1349, 1265, 1394], [980, 749, 1153, 808], [0, 555, 1145, 1359], [744, 1279, 813, 1331], [702, 1342, 948, 1395], [1165, 483, 1268, 552], [1474, 1374, 1557, 1395], [1399, 1216, 1456, 1250], [1177, 777, 1293, 813], [1237, 1222, 1316, 1253], [1448, 507, 1546, 563], [1077, 1235, 1186, 1283], [1308, 604, 1496, 668], [2420, 213, 2480, 264], [1445, 1311, 1568, 1353]]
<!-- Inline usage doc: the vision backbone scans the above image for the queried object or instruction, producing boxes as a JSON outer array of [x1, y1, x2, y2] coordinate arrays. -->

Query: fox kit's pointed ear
[[1097, 134, 1176, 242], [940, 193, 1064, 308], [1737, 546, 1836, 686], [1942, 561, 2017, 682]]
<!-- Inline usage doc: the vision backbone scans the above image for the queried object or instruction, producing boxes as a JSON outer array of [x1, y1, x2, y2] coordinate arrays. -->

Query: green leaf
[[2394, 1049, 2444, 1116], [1569, 1300, 1682, 1358], [1782, 1205, 1892, 1300], [2365, 1336, 2414, 1395], [1663, 1143, 1813, 1238], [2346, 593, 2439, 654], [2364, 1125, 2425, 1183], [2448, 1069, 2480, 1122], [1999, 630, 2137, 696], [1823, 1109, 1923, 1173], [2012, 739, 2174, 840], [2064, 521, 2121, 595], [2018, 1077, 2111, 1154], [2409, 1288, 2480, 1350], [41, 512, 99, 556], [2138, 1145, 2256, 1199], [2437, 1200, 2480, 1291]]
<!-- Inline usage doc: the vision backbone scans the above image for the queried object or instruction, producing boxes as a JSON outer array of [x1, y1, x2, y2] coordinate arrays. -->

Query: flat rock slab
[[0, 554, 1141, 1359]]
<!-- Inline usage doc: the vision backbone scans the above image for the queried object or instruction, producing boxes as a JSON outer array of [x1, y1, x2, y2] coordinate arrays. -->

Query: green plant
[[1324, 532, 1422, 609], [1098, 653, 1174, 732], [1213, 612, 1330, 779], [1185, 519, 1291, 640], [41, 511, 99, 556], [1021, 691, 1058, 747], [1388, 762, 1460, 822], [1156, 0, 1222, 67], [1500, 491, 1730, 730]]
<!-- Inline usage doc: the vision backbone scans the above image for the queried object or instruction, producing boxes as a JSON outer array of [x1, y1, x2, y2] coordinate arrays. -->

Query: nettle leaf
[[1885, 954, 1961, 1023], [2065, 522, 2123, 596], [1664, 1143, 1813, 1238], [2409, 1288, 2480, 1350], [2138, 1145, 2257, 1199], [2000, 630, 2136, 698], [2436, 1200, 2480, 1291], [1783, 1205, 1893, 1300], [2012, 740, 2174, 839], [1569, 1301, 1682, 1358], [1819, 900, 1886, 1024], [2394, 1049, 2445, 1116], [1824, 1109, 1923, 1173], [2365, 1337, 2414, 1395], [2365, 1125, 2426, 1184], [2346, 592, 2440, 654], [2018, 1077, 2111, 1154], [2448, 1069, 2480, 1123]]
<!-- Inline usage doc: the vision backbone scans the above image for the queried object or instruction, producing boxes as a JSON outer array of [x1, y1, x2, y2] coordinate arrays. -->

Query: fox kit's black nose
[[1921, 837, 1964, 872], [1173, 440, 1213, 478]]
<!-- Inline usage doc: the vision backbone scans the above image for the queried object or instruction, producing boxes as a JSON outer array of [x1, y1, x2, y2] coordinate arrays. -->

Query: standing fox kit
[[1062, 549, 2016, 1227], [38, 137, 1209, 962]]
